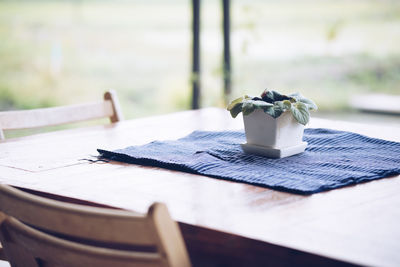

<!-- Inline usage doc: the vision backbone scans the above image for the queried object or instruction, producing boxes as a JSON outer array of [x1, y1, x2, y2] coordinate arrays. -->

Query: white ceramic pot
[[242, 109, 305, 148]]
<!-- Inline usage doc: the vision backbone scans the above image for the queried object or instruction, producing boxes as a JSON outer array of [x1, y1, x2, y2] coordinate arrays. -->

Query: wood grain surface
[[0, 108, 399, 267]]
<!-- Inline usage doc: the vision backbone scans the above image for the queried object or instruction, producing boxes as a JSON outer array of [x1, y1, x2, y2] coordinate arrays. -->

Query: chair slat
[[0, 90, 123, 141], [1, 217, 163, 267], [0, 101, 114, 130], [0, 185, 157, 245]]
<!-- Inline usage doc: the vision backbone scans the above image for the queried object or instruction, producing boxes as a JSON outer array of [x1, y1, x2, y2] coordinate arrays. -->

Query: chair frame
[[0, 90, 123, 141], [0, 184, 191, 267]]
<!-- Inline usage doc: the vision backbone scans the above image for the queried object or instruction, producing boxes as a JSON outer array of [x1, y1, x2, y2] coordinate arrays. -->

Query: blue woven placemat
[[98, 128, 400, 194]]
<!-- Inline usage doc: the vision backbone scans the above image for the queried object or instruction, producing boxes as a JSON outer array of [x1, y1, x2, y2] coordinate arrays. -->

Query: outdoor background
[[1, 0, 399, 120]]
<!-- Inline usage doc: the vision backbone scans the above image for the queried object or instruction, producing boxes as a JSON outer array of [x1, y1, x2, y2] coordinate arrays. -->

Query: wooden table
[[1, 108, 399, 266]]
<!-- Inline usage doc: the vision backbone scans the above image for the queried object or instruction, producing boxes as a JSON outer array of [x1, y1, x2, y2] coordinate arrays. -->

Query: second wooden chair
[[0, 90, 123, 141], [0, 184, 191, 267]]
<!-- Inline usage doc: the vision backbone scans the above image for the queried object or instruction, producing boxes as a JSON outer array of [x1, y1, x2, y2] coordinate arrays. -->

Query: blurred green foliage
[[0, 0, 399, 118]]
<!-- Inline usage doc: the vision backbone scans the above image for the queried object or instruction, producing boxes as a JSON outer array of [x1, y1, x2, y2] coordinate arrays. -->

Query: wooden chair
[[0, 184, 191, 267], [0, 90, 123, 140]]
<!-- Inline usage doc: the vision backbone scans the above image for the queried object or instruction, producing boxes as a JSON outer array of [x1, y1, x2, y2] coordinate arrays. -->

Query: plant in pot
[[227, 89, 318, 158]]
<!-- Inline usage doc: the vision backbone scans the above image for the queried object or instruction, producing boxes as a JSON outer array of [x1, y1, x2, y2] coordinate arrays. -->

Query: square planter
[[241, 109, 307, 158]]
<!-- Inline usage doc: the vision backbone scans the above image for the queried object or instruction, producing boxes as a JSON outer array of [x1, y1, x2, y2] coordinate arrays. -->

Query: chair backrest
[[0, 184, 191, 267], [0, 90, 123, 140]]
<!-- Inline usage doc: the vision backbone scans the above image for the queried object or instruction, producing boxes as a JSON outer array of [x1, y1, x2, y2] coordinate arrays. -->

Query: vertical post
[[222, 0, 231, 101], [191, 0, 201, 109]]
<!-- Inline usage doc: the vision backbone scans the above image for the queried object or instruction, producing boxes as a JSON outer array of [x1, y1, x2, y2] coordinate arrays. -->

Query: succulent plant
[[227, 89, 317, 125]]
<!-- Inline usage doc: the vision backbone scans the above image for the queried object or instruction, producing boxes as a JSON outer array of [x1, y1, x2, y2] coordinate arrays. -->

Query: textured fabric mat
[[98, 128, 400, 194]]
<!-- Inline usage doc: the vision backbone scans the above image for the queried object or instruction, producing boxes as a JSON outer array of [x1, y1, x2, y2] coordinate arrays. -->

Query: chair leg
[[0, 247, 6, 261], [0, 213, 8, 261]]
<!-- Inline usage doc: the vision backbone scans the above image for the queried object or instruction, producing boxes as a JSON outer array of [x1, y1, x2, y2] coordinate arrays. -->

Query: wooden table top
[[1, 108, 399, 266]]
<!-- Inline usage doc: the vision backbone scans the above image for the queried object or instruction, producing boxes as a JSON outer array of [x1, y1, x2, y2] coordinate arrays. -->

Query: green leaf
[[288, 92, 301, 99], [228, 96, 271, 118], [291, 102, 310, 125], [229, 103, 243, 118], [242, 100, 256, 116], [261, 90, 291, 103], [264, 105, 283, 118], [241, 99, 274, 116], [289, 92, 318, 110], [275, 100, 291, 111], [227, 96, 245, 111], [299, 98, 318, 110], [283, 100, 292, 109], [249, 99, 273, 109]]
